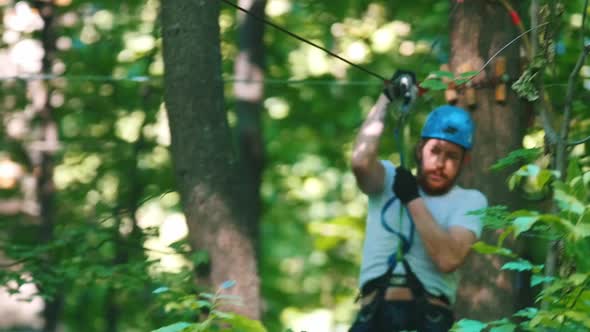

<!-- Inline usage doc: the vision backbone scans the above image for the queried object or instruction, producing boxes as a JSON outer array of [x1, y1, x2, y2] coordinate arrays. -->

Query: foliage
[[420, 70, 479, 90], [511, 57, 545, 102], [153, 281, 267, 332], [0, 0, 587, 331], [458, 158, 590, 331]]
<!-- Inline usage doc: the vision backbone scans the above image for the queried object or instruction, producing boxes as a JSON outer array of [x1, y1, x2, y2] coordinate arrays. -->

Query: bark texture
[[450, 0, 528, 320], [161, 1, 261, 319]]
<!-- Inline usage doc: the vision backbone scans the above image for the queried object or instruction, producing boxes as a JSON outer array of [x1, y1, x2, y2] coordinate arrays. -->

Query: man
[[348, 72, 487, 332]]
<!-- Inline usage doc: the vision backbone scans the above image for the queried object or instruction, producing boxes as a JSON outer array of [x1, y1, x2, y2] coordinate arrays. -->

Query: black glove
[[393, 167, 420, 204], [383, 70, 417, 102]]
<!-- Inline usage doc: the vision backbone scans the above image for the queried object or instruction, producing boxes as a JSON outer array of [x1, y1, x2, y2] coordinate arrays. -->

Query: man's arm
[[406, 199, 476, 273], [350, 93, 390, 195], [393, 168, 479, 273]]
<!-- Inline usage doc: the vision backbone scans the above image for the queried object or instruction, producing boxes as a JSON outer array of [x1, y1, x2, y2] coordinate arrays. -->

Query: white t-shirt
[[359, 160, 487, 304]]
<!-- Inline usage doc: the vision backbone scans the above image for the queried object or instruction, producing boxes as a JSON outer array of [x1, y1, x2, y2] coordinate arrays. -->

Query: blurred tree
[[32, 2, 62, 330], [233, 0, 267, 255], [449, 0, 528, 320], [161, 0, 261, 319]]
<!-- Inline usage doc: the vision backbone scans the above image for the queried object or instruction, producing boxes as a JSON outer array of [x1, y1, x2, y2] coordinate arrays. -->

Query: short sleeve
[[366, 160, 396, 199], [381, 160, 396, 193], [448, 190, 488, 238]]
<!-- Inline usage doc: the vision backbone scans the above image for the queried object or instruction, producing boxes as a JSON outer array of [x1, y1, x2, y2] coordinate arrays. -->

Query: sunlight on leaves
[[451, 319, 487, 332], [151, 322, 192, 332]]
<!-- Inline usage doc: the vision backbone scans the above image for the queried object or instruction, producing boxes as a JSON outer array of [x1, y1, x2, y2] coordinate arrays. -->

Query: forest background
[[0, 0, 588, 331]]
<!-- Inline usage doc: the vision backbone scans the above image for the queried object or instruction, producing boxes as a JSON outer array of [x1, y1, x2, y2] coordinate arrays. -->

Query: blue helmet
[[420, 105, 475, 150]]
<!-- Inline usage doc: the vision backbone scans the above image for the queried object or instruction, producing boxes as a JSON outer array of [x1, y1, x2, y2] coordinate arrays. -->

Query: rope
[[220, 0, 387, 82], [0, 74, 156, 82], [0, 74, 388, 86], [466, 22, 549, 84], [378, 106, 416, 272], [499, 0, 532, 59]]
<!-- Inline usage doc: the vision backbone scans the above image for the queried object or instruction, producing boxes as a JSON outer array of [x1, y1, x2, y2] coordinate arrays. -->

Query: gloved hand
[[393, 167, 420, 204], [383, 70, 417, 102]]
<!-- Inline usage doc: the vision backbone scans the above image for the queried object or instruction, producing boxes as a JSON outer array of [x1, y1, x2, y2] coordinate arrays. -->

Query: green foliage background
[[0, 0, 588, 331]]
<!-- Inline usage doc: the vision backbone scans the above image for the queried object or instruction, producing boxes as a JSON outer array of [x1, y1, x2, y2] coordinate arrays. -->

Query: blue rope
[[380, 194, 416, 270], [379, 112, 416, 271]]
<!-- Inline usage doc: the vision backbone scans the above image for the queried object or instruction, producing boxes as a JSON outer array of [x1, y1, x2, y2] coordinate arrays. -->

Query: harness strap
[[361, 260, 450, 306], [380, 194, 415, 271]]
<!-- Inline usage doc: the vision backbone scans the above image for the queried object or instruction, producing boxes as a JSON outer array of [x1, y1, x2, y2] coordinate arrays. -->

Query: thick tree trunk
[[234, 0, 267, 252], [161, 1, 261, 319], [449, 0, 527, 320]]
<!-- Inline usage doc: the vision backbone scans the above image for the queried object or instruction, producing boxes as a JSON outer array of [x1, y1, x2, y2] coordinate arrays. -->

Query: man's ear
[[462, 152, 472, 166]]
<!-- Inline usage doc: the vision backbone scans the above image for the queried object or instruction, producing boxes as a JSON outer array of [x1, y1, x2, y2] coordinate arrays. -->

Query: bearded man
[[348, 71, 487, 332]]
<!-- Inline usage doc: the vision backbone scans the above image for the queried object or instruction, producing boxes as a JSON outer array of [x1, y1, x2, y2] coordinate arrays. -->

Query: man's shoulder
[[452, 186, 488, 206], [379, 159, 395, 169]]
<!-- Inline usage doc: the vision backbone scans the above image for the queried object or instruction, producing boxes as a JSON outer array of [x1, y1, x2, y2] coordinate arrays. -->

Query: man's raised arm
[[350, 93, 390, 195]]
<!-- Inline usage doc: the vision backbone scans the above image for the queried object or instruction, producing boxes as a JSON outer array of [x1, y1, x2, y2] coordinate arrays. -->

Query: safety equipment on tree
[[393, 167, 420, 204], [421, 105, 475, 150]]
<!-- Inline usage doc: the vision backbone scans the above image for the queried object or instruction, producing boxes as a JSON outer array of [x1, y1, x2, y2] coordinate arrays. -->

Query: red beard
[[418, 170, 456, 195]]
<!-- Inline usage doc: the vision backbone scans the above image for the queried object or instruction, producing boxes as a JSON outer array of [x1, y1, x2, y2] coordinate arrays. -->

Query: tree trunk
[[30, 1, 62, 330], [161, 1, 261, 319], [449, 0, 527, 320], [234, 0, 267, 253]]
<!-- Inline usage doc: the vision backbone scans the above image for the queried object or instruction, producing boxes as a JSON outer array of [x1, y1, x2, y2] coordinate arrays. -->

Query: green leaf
[[168, 239, 190, 252], [512, 69, 540, 101], [215, 294, 243, 305], [222, 314, 268, 332], [564, 310, 590, 328], [497, 227, 513, 247], [491, 148, 542, 171], [536, 169, 554, 189], [567, 273, 588, 286], [471, 242, 515, 257], [191, 251, 210, 266], [195, 300, 212, 309], [567, 158, 582, 183], [152, 322, 193, 332], [220, 280, 236, 290], [508, 174, 520, 191], [513, 307, 538, 319], [458, 70, 479, 78], [153, 287, 169, 294], [420, 79, 448, 91], [515, 164, 540, 177], [454, 78, 470, 85], [513, 216, 539, 236], [452, 319, 487, 332], [467, 206, 510, 229], [199, 292, 215, 299], [490, 323, 516, 332], [432, 70, 455, 79], [531, 275, 555, 287], [570, 224, 590, 241], [501, 260, 534, 272], [211, 310, 234, 320], [554, 189, 585, 215]]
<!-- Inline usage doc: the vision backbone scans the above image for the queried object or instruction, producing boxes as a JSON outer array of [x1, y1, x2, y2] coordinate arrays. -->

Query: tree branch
[[560, 44, 590, 146], [562, 0, 590, 151], [568, 135, 590, 146], [582, 0, 589, 47], [540, 92, 561, 145]]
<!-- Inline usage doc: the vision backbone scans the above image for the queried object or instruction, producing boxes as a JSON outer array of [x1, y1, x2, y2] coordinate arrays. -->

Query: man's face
[[417, 138, 466, 195]]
